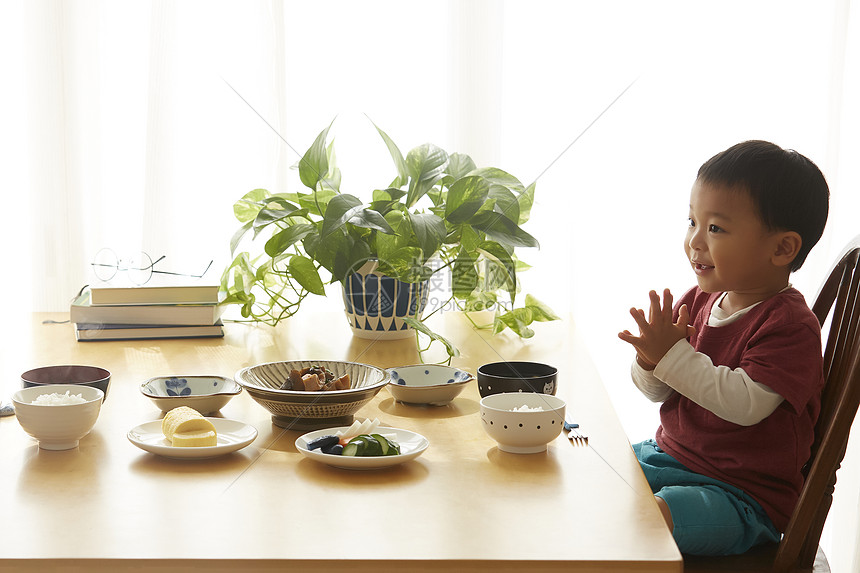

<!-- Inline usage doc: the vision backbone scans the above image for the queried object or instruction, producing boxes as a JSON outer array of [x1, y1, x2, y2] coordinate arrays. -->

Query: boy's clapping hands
[[619, 288, 696, 370]]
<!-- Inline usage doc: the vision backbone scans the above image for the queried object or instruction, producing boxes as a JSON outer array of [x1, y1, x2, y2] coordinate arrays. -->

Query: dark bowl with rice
[[21, 365, 111, 402]]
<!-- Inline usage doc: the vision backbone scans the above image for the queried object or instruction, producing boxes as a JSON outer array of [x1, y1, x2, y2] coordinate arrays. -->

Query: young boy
[[618, 140, 830, 556]]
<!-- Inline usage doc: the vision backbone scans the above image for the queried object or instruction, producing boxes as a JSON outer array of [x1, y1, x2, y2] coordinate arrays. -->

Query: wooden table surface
[[0, 310, 681, 572]]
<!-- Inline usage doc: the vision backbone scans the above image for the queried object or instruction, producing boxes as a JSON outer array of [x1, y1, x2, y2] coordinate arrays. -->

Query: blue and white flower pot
[[341, 260, 429, 340]]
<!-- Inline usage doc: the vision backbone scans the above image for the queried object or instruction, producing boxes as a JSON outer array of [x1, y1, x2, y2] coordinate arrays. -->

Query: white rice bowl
[[12, 384, 104, 450]]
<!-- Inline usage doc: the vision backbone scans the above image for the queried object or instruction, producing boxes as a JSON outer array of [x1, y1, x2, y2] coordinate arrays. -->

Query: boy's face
[[685, 180, 786, 300]]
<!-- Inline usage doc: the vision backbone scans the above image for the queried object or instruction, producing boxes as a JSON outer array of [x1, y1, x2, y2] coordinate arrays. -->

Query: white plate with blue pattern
[[127, 418, 257, 459]]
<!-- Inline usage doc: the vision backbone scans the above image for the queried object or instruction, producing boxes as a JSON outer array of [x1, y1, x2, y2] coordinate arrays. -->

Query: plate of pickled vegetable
[[295, 420, 429, 470]]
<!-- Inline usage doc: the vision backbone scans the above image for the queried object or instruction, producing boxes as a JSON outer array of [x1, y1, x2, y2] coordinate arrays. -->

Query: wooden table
[[0, 310, 681, 572]]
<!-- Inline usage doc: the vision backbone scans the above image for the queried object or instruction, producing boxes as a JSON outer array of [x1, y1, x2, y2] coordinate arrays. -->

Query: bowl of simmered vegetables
[[234, 360, 389, 431]]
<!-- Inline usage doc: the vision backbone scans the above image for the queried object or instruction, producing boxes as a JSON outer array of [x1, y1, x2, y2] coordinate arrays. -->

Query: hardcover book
[[71, 289, 225, 326], [88, 284, 220, 306], [75, 321, 225, 341]]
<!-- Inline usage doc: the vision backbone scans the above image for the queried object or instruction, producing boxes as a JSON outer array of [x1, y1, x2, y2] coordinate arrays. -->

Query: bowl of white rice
[[479, 392, 566, 454], [11, 384, 104, 450], [22, 365, 111, 402]]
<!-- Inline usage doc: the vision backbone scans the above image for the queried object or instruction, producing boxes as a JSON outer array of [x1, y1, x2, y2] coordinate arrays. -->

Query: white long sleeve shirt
[[631, 292, 785, 426]]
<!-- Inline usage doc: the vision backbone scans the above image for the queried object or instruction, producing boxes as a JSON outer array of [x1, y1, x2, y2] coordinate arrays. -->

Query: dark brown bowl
[[476, 361, 557, 398], [21, 365, 111, 402]]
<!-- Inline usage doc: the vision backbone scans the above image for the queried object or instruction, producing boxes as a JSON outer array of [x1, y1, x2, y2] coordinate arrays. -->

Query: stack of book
[[70, 284, 225, 341]]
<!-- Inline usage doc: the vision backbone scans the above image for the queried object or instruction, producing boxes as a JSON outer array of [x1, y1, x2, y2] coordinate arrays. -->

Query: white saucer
[[295, 426, 429, 470], [127, 418, 257, 459]]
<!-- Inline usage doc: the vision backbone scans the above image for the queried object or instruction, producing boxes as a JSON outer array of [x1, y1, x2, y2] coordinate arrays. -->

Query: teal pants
[[633, 439, 780, 556]]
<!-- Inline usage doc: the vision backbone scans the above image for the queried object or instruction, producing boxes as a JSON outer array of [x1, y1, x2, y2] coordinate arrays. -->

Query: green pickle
[[360, 435, 383, 456], [341, 434, 400, 457], [372, 433, 401, 455], [341, 437, 367, 457]]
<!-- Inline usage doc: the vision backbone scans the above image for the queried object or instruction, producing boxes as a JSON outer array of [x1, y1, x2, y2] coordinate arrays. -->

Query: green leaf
[[220, 253, 243, 290], [407, 212, 446, 260], [443, 153, 477, 184], [257, 259, 273, 284], [234, 188, 269, 223], [372, 187, 408, 202], [445, 175, 490, 224], [367, 199, 399, 215], [406, 143, 448, 207], [452, 248, 478, 298], [470, 167, 525, 194], [517, 181, 536, 224], [348, 208, 396, 234], [482, 256, 512, 292], [221, 252, 257, 297], [333, 237, 372, 282], [288, 255, 325, 295], [263, 196, 301, 211], [475, 197, 497, 217], [264, 223, 316, 257], [376, 209, 411, 260], [457, 224, 483, 252], [488, 185, 520, 225], [401, 317, 460, 358], [377, 246, 429, 282], [463, 291, 498, 312], [494, 308, 536, 338], [318, 141, 341, 193], [272, 192, 303, 204], [320, 194, 363, 238], [299, 188, 338, 216], [476, 240, 517, 304], [525, 294, 561, 322], [469, 212, 539, 249], [253, 204, 303, 236], [371, 119, 409, 188], [299, 120, 334, 190], [303, 229, 342, 274], [230, 220, 254, 255], [318, 167, 341, 193]]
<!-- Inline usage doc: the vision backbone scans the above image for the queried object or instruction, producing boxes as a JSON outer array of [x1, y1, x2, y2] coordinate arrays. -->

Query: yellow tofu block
[[172, 430, 217, 447], [162, 406, 216, 442]]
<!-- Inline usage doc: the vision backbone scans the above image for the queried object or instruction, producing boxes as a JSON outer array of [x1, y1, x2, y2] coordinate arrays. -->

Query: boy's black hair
[[697, 140, 830, 271]]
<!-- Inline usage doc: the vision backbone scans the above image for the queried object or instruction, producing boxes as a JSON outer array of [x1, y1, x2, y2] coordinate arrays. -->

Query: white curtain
[[3, 1, 860, 569]]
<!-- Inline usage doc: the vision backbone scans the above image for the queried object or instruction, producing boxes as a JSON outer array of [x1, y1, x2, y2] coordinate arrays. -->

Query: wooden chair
[[685, 235, 860, 572]]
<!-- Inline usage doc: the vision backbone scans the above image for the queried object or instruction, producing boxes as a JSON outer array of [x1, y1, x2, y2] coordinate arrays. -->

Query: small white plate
[[295, 426, 429, 470], [127, 418, 257, 459]]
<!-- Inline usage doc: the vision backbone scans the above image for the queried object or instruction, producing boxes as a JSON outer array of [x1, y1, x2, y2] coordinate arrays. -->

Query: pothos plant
[[221, 118, 559, 360]]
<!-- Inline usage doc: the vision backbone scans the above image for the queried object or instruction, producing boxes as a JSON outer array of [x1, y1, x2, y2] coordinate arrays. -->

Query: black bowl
[[476, 361, 558, 398], [21, 365, 111, 402]]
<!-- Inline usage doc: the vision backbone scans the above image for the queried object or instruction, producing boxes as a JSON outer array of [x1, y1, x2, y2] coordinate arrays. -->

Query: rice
[[511, 404, 545, 412], [31, 390, 86, 405]]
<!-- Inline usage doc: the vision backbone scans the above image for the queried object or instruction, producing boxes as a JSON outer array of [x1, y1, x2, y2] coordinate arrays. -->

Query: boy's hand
[[618, 289, 696, 369]]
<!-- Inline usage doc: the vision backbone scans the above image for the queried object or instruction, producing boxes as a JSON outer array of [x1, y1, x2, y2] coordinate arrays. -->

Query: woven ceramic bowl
[[234, 360, 389, 431]]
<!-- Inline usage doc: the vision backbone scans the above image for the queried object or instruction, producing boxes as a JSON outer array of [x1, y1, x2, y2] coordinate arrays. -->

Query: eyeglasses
[[91, 248, 213, 285]]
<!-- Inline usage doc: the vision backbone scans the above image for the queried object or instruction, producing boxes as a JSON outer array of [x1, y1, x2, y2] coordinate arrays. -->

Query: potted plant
[[220, 118, 558, 360]]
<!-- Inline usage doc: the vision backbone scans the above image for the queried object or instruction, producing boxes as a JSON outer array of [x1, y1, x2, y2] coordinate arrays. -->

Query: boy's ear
[[772, 231, 802, 267]]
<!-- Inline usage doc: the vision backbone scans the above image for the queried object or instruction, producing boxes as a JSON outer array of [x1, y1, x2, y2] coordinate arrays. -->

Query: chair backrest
[[774, 235, 860, 571]]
